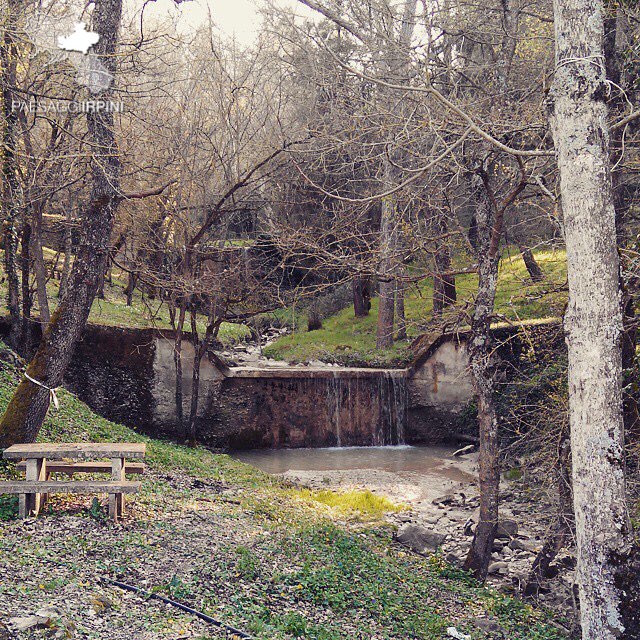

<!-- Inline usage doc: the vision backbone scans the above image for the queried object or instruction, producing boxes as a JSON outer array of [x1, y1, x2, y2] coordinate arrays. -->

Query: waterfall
[[376, 372, 408, 446], [325, 371, 408, 447], [327, 374, 342, 447], [390, 373, 408, 445]]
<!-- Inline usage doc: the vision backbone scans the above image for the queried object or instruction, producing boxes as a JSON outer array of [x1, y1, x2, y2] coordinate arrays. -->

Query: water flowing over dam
[[326, 371, 408, 447], [219, 367, 409, 448]]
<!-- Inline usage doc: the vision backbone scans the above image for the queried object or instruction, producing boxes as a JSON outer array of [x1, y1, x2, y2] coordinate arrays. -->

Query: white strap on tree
[[24, 372, 60, 410]]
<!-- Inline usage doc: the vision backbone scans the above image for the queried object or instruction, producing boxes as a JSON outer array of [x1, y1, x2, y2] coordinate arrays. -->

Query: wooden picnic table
[[1, 442, 146, 521]]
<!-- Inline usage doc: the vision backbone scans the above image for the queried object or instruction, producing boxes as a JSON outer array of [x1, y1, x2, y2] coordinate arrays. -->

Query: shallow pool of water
[[232, 445, 474, 485]]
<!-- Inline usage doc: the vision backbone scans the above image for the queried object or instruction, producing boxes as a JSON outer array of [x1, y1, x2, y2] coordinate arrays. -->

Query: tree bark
[[125, 271, 137, 306], [186, 316, 217, 446], [31, 206, 51, 326], [549, 0, 635, 635], [395, 271, 407, 340], [0, 0, 123, 448], [1, 0, 23, 347], [307, 308, 322, 331], [20, 222, 32, 354], [604, 6, 640, 447], [463, 171, 501, 582], [433, 272, 457, 318], [517, 241, 544, 283], [59, 209, 74, 299], [525, 426, 572, 597], [433, 215, 457, 318], [621, 290, 640, 443], [376, 194, 397, 349], [172, 304, 186, 441], [375, 1, 416, 350], [96, 266, 106, 299]]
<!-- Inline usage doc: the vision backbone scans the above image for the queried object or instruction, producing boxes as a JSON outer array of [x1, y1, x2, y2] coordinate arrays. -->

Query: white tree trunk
[[550, 0, 632, 637], [375, 0, 418, 349], [376, 172, 398, 349]]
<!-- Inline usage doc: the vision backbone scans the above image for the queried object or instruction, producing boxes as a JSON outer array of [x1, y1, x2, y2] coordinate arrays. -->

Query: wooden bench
[[1, 443, 146, 521], [16, 461, 145, 475]]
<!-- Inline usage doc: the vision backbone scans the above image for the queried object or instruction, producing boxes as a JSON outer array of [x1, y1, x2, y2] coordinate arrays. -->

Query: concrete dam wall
[[3, 319, 560, 448], [57, 326, 478, 448], [217, 368, 408, 448]]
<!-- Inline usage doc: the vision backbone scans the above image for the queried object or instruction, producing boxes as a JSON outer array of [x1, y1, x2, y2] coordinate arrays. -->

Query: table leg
[[22, 458, 44, 518], [118, 458, 126, 517], [109, 457, 124, 521], [39, 458, 48, 512]]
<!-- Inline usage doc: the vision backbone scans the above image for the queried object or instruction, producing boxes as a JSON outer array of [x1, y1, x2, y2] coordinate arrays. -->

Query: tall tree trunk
[[375, 0, 416, 349], [3, 220, 21, 347], [525, 425, 572, 597], [31, 206, 51, 326], [96, 266, 106, 299], [433, 271, 457, 318], [395, 270, 407, 340], [186, 317, 217, 447], [125, 271, 137, 306], [1, 0, 22, 347], [550, 0, 635, 635], [433, 215, 456, 318], [173, 305, 186, 441], [604, 6, 640, 446], [621, 290, 640, 443], [463, 171, 501, 582], [20, 222, 32, 354], [0, 0, 123, 448], [352, 275, 371, 317], [59, 209, 74, 299], [124, 238, 136, 306], [376, 194, 397, 349], [517, 240, 544, 283], [307, 301, 322, 331]]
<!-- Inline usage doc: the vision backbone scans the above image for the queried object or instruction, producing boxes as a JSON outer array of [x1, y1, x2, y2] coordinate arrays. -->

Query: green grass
[[0, 354, 565, 639], [0, 252, 251, 348], [265, 247, 567, 365], [293, 488, 405, 518]]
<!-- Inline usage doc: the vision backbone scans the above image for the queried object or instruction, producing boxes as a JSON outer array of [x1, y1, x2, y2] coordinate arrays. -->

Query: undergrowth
[[0, 349, 566, 639], [265, 247, 567, 366]]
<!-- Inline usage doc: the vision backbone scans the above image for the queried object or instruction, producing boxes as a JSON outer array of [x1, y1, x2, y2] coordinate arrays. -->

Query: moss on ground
[[0, 356, 566, 639], [292, 488, 405, 518]]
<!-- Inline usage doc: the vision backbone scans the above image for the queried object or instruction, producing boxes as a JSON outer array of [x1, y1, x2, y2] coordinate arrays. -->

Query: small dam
[[1, 319, 560, 449], [217, 367, 408, 448], [56, 325, 480, 448]]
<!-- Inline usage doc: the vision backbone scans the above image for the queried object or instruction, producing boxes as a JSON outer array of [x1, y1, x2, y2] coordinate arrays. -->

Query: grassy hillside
[[0, 355, 565, 639], [0, 248, 251, 347], [0, 246, 565, 361], [265, 248, 567, 366]]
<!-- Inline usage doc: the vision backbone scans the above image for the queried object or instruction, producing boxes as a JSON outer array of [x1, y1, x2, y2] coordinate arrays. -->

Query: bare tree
[[1, 0, 23, 346], [0, 0, 126, 446], [463, 157, 526, 580]]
